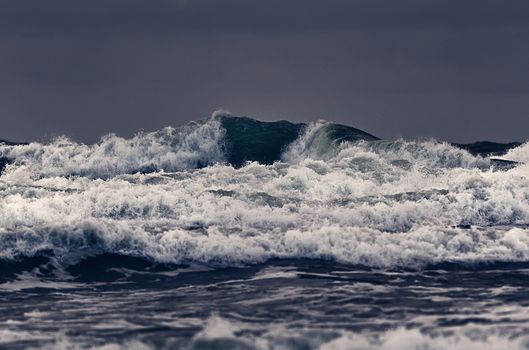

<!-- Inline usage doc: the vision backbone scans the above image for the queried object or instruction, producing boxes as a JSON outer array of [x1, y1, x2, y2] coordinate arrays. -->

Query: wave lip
[[282, 121, 379, 162], [0, 112, 385, 178], [1, 112, 523, 179], [219, 115, 303, 167]]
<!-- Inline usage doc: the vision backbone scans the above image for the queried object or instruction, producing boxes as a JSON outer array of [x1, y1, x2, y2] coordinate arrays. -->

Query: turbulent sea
[[1, 113, 529, 349]]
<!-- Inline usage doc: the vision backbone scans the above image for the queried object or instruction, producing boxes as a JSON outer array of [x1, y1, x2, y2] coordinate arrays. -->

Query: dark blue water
[[2, 257, 529, 349]]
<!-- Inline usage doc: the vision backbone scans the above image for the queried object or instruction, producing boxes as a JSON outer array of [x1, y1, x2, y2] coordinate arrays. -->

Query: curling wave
[[0, 113, 383, 178]]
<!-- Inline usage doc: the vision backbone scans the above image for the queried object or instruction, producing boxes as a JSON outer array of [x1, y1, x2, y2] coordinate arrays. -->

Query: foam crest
[[282, 120, 489, 171], [22, 325, 529, 350], [319, 327, 527, 350], [0, 115, 527, 268], [357, 139, 489, 169], [282, 121, 379, 162], [0, 118, 226, 179], [502, 141, 529, 163], [0, 154, 529, 268]]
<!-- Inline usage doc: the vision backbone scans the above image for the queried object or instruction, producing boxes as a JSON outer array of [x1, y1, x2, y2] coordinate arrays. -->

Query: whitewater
[[1, 112, 529, 349]]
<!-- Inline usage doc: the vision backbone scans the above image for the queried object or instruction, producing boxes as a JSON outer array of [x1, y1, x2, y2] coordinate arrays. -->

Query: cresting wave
[[0, 113, 381, 178], [0, 112, 528, 269], [0, 117, 227, 178]]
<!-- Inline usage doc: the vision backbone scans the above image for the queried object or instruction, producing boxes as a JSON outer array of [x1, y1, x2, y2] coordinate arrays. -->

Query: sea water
[[1, 113, 528, 349]]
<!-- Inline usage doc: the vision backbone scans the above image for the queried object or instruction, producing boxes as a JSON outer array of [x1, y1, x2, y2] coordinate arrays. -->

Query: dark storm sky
[[1, 0, 529, 143]]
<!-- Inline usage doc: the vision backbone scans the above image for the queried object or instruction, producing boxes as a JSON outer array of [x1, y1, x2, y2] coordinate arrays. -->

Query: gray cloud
[[0, 0, 528, 143], [2, 0, 529, 36]]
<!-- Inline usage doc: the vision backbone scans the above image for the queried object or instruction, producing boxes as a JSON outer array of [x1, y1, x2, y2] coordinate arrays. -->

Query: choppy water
[[1, 113, 528, 349]]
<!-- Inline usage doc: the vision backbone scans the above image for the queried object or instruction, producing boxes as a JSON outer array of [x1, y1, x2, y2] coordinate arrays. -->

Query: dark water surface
[[2, 257, 529, 349]]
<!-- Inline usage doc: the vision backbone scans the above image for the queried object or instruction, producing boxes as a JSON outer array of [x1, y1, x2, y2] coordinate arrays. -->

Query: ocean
[[1, 113, 529, 349]]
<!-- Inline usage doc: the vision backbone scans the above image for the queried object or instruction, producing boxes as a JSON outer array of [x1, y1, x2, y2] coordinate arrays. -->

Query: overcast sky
[[1, 0, 528, 143]]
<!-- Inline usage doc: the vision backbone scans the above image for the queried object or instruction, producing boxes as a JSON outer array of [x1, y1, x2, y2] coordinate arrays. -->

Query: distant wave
[[0, 112, 528, 270], [0, 112, 521, 179], [0, 113, 382, 178]]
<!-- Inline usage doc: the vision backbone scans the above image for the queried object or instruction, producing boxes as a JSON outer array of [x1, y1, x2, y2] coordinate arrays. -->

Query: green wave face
[[220, 116, 304, 167], [320, 123, 379, 143], [220, 116, 380, 166], [303, 123, 380, 158]]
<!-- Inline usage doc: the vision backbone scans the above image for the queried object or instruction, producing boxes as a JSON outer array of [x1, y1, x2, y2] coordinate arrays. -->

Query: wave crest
[[0, 114, 526, 269], [0, 118, 226, 179]]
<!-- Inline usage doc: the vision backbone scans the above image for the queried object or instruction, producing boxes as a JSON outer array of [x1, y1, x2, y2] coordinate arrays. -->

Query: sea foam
[[0, 115, 528, 268]]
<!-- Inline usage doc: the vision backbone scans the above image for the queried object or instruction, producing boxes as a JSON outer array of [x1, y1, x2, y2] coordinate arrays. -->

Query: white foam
[[281, 120, 328, 163], [0, 118, 225, 179], [0, 156, 527, 267], [6, 312, 529, 349], [319, 327, 528, 350], [190, 315, 529, 350], [502, 142, 529, 164], [1, 124, 529, 268]]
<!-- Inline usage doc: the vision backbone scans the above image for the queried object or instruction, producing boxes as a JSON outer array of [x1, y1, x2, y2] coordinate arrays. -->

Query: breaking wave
[[0, 112, 527, 269], [502, 141, 529, 163], [0, 113, 382, 179], [0, 117, 227, 179]]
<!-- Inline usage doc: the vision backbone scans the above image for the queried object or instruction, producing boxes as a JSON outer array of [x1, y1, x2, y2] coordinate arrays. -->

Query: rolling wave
[[0, 117, 226, 178], [0, 112, 382, 178], [0, 112, 528, 270]]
